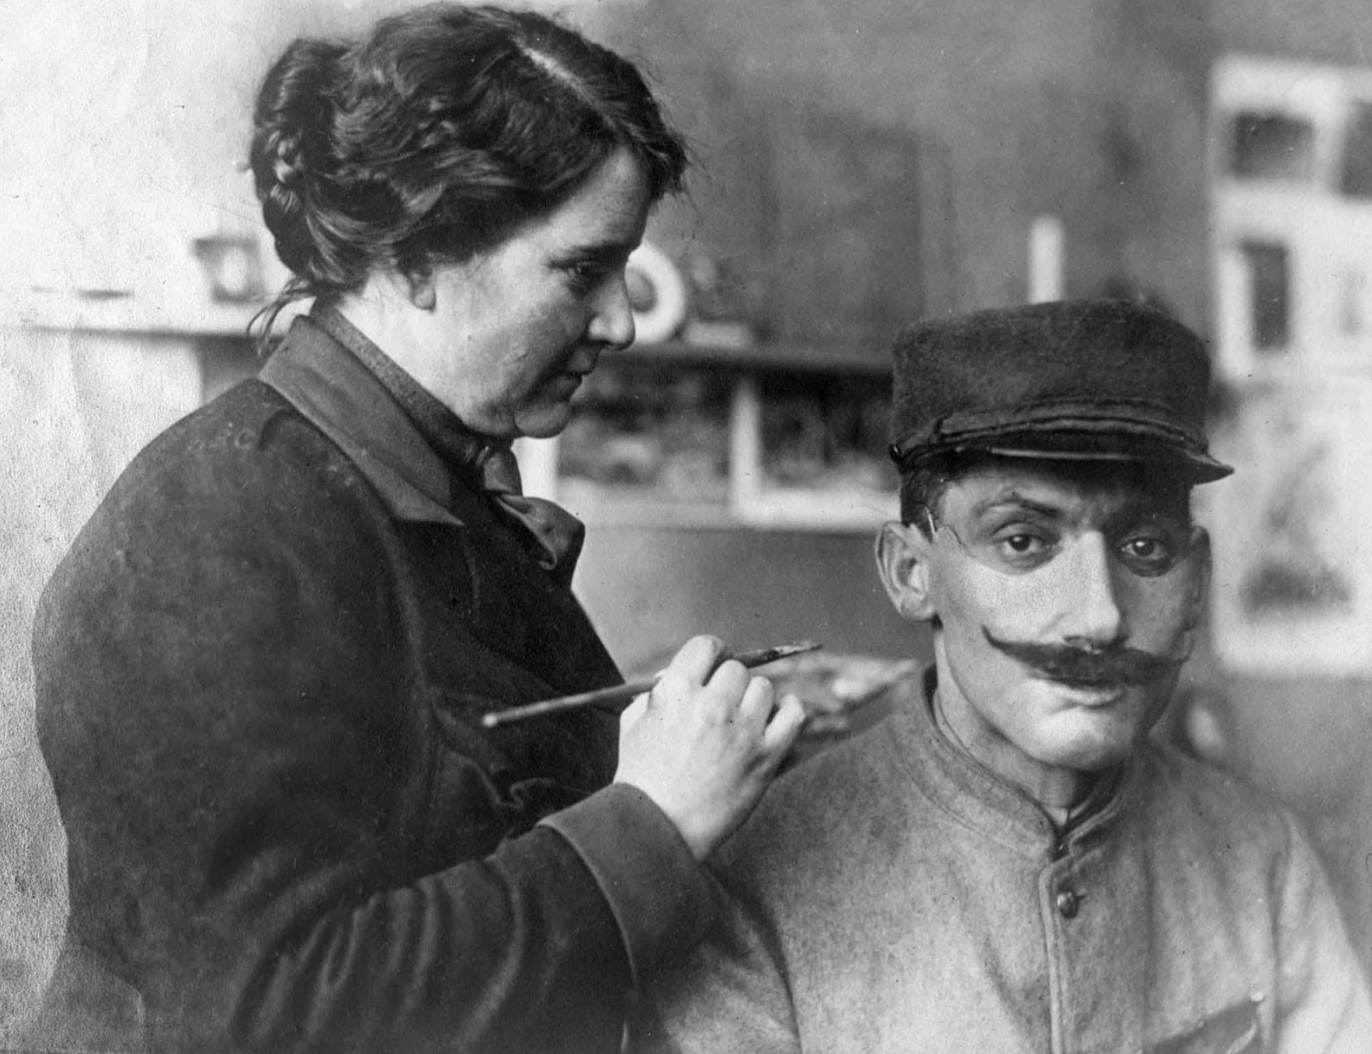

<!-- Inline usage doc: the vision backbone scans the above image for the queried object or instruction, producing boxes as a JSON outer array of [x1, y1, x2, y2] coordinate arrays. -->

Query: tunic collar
[[888, 669, 1133, 859]]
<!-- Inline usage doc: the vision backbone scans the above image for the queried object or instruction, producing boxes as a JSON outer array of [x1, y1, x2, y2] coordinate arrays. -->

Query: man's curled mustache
[[983, 628, 1187, 686]]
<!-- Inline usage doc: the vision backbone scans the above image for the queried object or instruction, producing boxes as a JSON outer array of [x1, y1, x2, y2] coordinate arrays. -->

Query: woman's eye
[[565, 262, 611, 295], [565, 265, 595, 290]]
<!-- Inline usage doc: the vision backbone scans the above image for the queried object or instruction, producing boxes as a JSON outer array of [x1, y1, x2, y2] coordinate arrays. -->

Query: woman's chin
[[512, 401, 575, 440]]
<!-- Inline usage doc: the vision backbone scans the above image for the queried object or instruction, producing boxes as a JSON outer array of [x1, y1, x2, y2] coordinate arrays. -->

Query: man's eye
[[993, 530, 1054, 566], [1117, 533, 1180, 575]]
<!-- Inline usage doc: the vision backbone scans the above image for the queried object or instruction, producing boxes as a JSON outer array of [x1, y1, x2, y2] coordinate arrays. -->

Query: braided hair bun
[[250, 38, 349, 284], [247, 4, 688, 340]]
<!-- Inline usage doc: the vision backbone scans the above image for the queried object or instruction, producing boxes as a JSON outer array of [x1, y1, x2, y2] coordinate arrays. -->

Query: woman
[[30, 6, 804, 1052]]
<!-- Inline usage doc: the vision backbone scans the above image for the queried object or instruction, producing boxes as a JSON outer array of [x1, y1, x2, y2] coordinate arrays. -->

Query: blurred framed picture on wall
[[1204, 377, 1372, 674]]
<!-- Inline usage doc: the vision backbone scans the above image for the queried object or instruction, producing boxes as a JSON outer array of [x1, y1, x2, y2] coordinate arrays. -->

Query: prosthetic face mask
[[880, 457, 1210, 786]]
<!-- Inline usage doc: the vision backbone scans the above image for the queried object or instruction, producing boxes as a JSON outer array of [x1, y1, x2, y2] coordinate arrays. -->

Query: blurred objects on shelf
[[552, 357, 897, 530], [757, 370, 896, 496], [557, 363, 731, 506], [191, 235, 265, 304], [739, 368, 899, 527]]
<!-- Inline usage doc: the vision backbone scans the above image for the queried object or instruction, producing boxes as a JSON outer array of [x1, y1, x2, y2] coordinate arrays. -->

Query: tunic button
[[1055, 889, 1080, 918]]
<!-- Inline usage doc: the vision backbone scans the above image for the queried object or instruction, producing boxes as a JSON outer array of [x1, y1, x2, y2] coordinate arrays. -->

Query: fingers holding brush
[[614, 636, 808, 861]]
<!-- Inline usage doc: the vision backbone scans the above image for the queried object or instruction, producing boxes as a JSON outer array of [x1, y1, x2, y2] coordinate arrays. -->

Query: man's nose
[[1056, 532, 1126, 648], [586, 272, 636, 350]]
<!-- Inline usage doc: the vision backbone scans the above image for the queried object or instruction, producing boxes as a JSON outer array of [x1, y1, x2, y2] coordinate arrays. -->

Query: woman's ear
[[876, 521, 937, 623]]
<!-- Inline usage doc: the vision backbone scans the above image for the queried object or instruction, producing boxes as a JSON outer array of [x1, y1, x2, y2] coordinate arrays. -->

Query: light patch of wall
[[0, 328, 201, 1037]]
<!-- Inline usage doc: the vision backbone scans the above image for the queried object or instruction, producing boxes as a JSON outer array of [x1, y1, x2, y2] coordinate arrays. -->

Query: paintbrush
[[481, 640, 822, 729]]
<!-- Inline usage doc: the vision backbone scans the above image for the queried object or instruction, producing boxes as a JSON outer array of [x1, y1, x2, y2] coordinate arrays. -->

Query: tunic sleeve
[[1271, 810, 1372, 1053]]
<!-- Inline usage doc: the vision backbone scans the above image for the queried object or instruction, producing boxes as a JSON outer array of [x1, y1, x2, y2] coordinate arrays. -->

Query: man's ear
[[404, 267, 436, 310], [876, 521, 937, 622], [1182, 527, 1212, 631]]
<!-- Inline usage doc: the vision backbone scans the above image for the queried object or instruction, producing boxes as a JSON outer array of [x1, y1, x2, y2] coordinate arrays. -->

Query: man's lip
[[1048, 675, 1124, 688], [1047, 677, 1129, 703]]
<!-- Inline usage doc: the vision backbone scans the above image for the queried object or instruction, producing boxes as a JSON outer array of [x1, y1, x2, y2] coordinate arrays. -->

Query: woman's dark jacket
[[30, 313, 709, 1053]]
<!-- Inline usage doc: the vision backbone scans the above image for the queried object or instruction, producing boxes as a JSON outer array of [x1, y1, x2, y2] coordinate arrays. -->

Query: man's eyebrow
[[1104, 494, 1191, 528], [968, 490, 1063, 520]]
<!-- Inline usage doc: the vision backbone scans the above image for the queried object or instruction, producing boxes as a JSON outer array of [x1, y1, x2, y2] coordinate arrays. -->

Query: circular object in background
[[625, 241, 689, 345]]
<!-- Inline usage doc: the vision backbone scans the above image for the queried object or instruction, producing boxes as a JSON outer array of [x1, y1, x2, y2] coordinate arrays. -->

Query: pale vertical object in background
[[1028, 214, 1064, 303], [729, 373, 762, 513], [513, 437, 560, 501], [1216, 248, 1255, 379]]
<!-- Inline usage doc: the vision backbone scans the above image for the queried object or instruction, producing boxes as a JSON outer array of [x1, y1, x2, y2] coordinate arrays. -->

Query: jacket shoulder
[[120, 380, 358, 495], [35, 380, 393, 651], [708, 704, 909, 899], [1137, 742, 1291, 832], [78, 380, 377, 540], [1132, 741, 1302, 877]]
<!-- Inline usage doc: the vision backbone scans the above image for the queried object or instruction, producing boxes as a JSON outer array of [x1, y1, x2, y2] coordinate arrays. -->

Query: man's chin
[[1032, 706, 1154, 772]]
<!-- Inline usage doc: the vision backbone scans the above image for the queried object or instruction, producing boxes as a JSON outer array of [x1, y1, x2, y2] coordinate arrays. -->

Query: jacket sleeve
[[631, 874, 801, 1054], [1271, 810, 1372, 1053], [33, 428, 710, 1054]]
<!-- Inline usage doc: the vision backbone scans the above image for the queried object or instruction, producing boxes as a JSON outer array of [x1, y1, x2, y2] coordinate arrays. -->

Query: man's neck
[[930, 686, 1097, 831]]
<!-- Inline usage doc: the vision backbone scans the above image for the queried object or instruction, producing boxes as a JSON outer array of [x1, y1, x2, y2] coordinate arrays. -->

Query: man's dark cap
[[888, 299, 1233, 484]]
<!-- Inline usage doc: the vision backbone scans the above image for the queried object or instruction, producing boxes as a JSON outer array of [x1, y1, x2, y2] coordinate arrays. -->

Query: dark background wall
[[576, 525, 915, 673], [586, 0, 1217, 331]]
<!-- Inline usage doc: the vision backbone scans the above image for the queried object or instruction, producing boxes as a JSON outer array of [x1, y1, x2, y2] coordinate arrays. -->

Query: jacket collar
[[259, 312, 461, 527], [889, 668, 1132, 858]]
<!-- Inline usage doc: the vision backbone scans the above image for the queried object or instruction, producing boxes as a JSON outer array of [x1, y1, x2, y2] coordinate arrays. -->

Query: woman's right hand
[[613, 636, 806, 861]]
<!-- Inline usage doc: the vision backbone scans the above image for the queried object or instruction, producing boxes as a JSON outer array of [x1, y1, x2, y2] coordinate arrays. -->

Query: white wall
[[0, 328, 202, 1035]]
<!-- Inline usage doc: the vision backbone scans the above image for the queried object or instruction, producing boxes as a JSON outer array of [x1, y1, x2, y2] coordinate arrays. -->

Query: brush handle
[[480, 641, 820, 729]]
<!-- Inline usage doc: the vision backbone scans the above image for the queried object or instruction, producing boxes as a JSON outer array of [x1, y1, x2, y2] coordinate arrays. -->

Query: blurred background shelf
[[517, 355, 898, 535], [0, 288, 306, 338]]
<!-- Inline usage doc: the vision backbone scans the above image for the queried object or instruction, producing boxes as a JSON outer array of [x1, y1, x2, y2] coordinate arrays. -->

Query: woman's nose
[[1056, 532, 1127, 649], [587, 272, 636, 350]]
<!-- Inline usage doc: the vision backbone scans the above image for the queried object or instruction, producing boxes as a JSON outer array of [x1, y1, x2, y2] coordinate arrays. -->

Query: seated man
[[637, 300, 1371, 1053]]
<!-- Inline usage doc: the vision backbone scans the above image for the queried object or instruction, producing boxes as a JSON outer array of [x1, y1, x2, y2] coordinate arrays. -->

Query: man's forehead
[[939, 457, 1191, 516]]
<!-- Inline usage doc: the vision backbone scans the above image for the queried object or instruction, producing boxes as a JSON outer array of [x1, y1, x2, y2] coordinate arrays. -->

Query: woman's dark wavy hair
[[248, 3, 688, 342]]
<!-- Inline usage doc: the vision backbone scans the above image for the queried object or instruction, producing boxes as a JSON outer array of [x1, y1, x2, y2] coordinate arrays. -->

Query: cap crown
[[889, 300, 1231, 482]]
